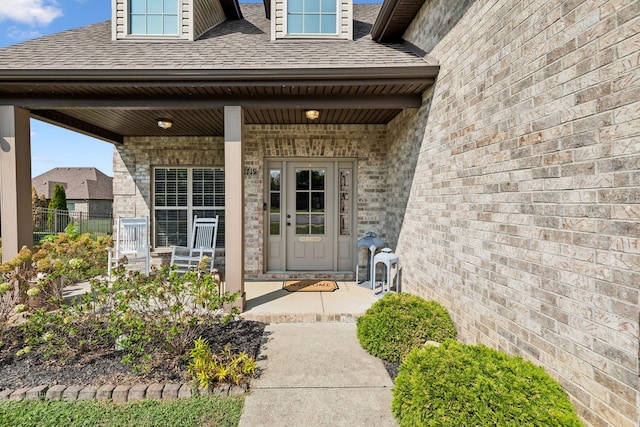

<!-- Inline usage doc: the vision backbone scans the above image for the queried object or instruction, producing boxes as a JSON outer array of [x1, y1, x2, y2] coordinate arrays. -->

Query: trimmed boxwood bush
[[356, 293, 456, 361], [392, 340, 584, 427]]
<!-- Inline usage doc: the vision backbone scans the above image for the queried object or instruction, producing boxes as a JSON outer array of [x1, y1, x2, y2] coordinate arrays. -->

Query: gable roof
[[0, 4, 438, 142], [0, 4, 427, 70], [32, 167, 113, 201]]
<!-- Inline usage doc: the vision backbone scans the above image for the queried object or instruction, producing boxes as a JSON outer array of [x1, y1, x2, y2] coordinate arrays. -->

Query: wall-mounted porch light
[[305, 110, 319, 120], [156, 118, 173, 129]]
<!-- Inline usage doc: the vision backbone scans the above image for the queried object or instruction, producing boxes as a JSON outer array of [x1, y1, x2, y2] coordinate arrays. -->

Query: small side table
[[355, 232, 385, 285], [372, 248, 400, 294]]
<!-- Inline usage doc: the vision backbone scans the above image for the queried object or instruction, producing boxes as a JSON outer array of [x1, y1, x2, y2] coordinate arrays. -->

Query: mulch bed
[[383, 360, 400, 380], [0, 319, 266, 391]]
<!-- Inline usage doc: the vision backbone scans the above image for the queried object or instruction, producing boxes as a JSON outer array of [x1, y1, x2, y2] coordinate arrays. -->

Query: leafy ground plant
[[392, 340, 584, 427], [356, 293, 457, 362], [19, 265, 240, 373], [188, 338, 257, 388], [101, 265, 240, 371], [0, 395, 243, 427]]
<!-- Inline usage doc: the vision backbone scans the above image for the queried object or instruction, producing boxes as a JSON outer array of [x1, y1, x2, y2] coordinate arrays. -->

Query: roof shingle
[[0, 4, 427, 71], [32, 167, 113, 200]]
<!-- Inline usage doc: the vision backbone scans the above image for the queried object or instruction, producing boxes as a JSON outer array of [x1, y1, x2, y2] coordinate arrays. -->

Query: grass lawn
[[0, 395, 244, 427]]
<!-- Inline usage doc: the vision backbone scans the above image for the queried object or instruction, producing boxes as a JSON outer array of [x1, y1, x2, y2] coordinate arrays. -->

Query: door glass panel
[[310, 214, 325, 234], [270, 170, 281, 191], [339, 169, 351, 235], [269, 169, 281, 235], [296, 214, 310, 234], [270, 193, 280, 235], [294, 168, 326, 235], [296, 192, 309, 213], [296, 169, 309, 190], [311, 192, 324, 211], [311, 170, 325, 190]]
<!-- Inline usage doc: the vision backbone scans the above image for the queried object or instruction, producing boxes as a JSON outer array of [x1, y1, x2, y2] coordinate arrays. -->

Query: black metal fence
[[32, 208, 113, 245]]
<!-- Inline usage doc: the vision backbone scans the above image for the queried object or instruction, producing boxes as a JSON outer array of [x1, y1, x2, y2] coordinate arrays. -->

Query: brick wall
[[244, 124, 388, 276], [390, 0, 640, 425], [113, 136, 225, 266], [114, 126, 389, 276]]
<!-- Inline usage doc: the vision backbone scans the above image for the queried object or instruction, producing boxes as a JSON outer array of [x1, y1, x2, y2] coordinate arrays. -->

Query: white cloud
[[7, 26, 42, 41], [0, 0, 63, 26]]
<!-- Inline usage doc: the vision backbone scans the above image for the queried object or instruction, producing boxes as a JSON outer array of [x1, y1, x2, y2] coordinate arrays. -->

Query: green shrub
[[392, 340, 584, 427], [356, 293, 456, 361], [19, 266, 239, 371], [100, 266, 240, 371]]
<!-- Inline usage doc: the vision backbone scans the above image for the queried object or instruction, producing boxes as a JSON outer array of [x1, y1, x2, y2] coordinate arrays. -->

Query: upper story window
[[129, 0, 179, 36], [287, 0, 338, 35]]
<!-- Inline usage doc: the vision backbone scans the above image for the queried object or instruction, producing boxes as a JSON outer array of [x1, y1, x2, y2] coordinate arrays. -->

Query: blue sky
[[0, 0, 114, 177]]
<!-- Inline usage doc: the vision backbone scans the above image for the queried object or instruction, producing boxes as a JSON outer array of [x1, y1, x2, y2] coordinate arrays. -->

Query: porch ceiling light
[[156, 118, 173, 129], [305, 109, 319, 120]]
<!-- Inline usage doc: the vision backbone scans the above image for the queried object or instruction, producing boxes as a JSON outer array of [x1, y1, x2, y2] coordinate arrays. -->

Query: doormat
[[283, 280, 339, 292]]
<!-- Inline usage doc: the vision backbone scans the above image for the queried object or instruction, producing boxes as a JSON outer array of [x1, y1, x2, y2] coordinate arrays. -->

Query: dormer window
[[287, 0, 337, 35], [272, 0, 351, 40], [129, 0, 179, 36]]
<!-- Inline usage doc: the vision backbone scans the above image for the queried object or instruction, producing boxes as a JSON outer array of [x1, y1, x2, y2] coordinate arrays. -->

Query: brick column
[[0, 106, 33, 259], [224, 106, 245, 309]]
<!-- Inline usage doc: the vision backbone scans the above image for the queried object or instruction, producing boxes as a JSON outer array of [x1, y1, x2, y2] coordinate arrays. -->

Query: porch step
[[253, 272, 355, 281], [240, 311, 364, 324]]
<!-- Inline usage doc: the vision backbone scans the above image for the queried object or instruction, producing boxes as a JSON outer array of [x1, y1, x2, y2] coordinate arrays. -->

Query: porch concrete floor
[[63, 278, 382, 323], [240, 281, 380, 323]]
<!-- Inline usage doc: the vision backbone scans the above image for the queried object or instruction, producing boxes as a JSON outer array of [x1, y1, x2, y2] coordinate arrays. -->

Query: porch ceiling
[[32, 108, 406, 141], [1, 68, 436, 144]]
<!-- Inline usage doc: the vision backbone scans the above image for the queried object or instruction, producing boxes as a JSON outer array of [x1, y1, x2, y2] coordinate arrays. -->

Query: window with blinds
[[154, 167, 225, 248]]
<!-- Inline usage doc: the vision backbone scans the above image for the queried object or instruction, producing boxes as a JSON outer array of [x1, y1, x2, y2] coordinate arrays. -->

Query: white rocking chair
[[170, 215, 219, 273], [107, 217, 150, 278]]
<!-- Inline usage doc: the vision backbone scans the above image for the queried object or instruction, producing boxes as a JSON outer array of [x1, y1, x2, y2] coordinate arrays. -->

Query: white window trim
[[152, 166, 225, 249], [283, 0, 342, 38], [124, 0, 183, 39]]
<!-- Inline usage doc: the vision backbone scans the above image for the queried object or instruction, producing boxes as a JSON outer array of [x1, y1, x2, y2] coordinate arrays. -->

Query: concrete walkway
[[239, 323, 398, 427]]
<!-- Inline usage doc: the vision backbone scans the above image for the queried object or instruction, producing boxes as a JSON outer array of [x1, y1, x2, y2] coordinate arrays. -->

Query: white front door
[[265, 159, 355, 273], [285, 162, 334, 270]]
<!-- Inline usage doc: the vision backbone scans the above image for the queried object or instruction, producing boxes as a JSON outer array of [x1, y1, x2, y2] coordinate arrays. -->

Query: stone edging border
[[0, 382, 249, 403]]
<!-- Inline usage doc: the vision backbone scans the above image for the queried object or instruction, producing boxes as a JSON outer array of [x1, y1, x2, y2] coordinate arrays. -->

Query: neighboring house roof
[[0, 3, 438, 142], [32, 167, 113, 201]]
